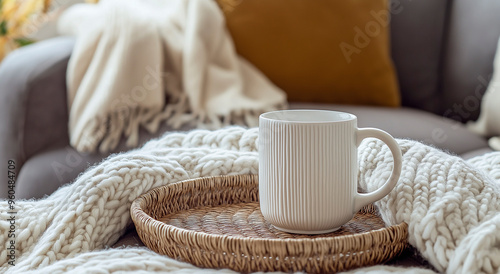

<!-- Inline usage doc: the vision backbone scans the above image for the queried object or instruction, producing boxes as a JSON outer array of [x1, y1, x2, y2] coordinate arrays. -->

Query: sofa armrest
[[0, 37, 74, 197]]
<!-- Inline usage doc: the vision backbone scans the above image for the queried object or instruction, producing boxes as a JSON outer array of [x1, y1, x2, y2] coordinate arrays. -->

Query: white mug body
[[259, 110, 402, 234]]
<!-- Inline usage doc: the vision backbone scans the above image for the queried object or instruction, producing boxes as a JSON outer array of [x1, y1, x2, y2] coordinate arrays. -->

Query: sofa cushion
[[460, 148, 494, 160], [289, 103, 490, 156], [218, 0, 400, 107], [389, 0, 448, 114], [441, 0, 500, 123], [466, 37, 500, 151]]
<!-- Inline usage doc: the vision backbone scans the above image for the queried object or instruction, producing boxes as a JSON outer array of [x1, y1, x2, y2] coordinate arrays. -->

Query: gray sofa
[[1, 0, 497, 200], [0, 0, 499, 268]]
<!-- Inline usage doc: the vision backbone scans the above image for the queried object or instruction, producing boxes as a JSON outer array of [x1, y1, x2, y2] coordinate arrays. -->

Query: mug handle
[[353, 128, 402, 213]]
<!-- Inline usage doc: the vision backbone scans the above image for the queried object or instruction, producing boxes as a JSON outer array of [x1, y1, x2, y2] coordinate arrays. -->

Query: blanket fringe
[[74, 89, 287, 153]]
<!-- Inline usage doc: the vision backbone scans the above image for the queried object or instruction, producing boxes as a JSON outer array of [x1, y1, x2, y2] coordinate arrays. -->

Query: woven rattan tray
[[131, 174, 408, 273]]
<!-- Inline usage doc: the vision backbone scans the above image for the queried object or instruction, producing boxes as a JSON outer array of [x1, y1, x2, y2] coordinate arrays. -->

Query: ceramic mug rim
[[260, 109, 356, 124]]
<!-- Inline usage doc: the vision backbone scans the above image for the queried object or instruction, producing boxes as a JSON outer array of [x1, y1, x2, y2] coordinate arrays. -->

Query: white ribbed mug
[[259, 110, 402, 234]]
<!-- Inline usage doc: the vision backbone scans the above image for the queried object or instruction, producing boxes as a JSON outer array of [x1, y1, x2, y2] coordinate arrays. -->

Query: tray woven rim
[[131, 174, 408, 273]]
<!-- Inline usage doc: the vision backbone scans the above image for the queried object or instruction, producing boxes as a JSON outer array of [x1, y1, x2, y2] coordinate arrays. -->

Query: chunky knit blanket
[[1, 127, 500, 273]]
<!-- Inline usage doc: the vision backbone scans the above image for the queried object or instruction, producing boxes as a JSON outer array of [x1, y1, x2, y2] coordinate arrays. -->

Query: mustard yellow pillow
[[217, 0, 400, 107]]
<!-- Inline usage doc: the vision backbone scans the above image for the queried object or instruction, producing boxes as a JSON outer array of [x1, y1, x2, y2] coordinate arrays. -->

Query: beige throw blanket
[[58, 0, 287, 153]]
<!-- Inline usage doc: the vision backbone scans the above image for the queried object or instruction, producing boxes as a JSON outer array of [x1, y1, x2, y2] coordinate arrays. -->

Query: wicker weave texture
[[131, 174, 408, 273]]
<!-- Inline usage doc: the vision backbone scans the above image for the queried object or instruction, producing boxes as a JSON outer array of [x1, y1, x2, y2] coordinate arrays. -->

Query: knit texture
[[1, 127, 499, 273]]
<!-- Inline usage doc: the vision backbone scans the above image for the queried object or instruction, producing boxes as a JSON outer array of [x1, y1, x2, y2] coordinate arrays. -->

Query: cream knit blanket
[[1, 127, 500, 273], [58, 0, 286, 153]]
